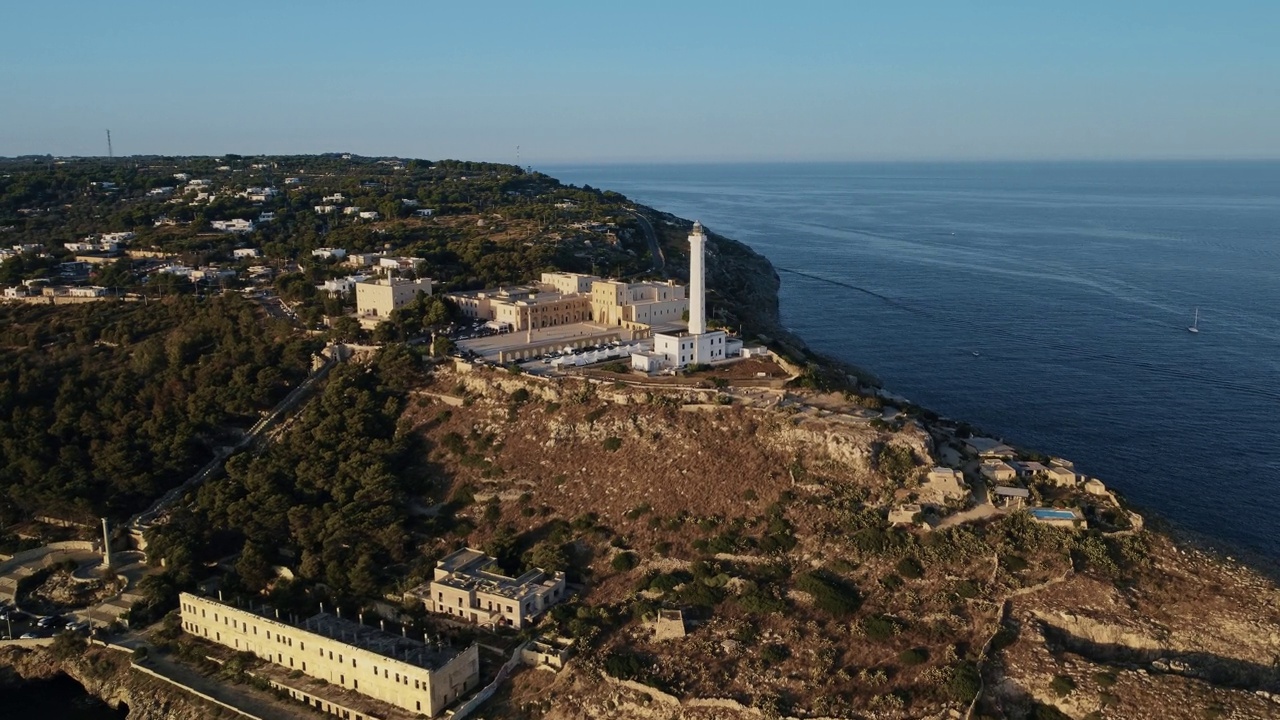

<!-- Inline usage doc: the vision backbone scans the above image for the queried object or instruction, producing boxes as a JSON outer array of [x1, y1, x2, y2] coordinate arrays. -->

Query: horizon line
[[4, 153, 1280, 166]]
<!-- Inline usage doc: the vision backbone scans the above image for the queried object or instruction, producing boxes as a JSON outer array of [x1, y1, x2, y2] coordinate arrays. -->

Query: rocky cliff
[[0, 644, 230, 720]]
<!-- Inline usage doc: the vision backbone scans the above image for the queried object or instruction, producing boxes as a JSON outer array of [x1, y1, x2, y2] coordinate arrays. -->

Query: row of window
[[183, 606, 432, 688]]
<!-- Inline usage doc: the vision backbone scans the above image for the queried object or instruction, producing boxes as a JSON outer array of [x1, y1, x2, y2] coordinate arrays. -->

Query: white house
[[257, 212, 276, 222], [313, 204, 337, 214], [67, 286, 107, 298], [342, 206, 361, 215], [357, 210, 380, 221], [12, 243, 44, 254], [147, 186, 175, 197], [172, 173, 190, 182], [210, 219, 254, 234], [284, 177, 301, 185], [190, 267, 236, 282], [413, 208, 435, 218], [187, 178, 211, 187], [232, 248, 261, 259], [102, 232, 135, 244], [322, 193, 345, 203], [317, 274, 368, 296], [400, 198, 420, 207], [311, 247, 347, 260], [4, 286, 29, 299]]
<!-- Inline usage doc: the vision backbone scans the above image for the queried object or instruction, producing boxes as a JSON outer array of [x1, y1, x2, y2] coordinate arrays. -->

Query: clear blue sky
[[2, 1, 1277, 163]]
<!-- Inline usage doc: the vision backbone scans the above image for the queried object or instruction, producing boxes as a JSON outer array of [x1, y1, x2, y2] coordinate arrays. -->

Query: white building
[[4, 286, 29, 299], [314, 205, 338, 214], [323, 193, 346, 203], [358, 210, 380, 221], [258, 212, 276, 222], [211, 219, 255, 234], [400, 198, 420, 207], [233, 248, 261, 259], [67, 286, 108, 298], [312, 247, 347, 260], [284, 177, 301, 185], [102, 232, 135, 244], [147, 186, 175, 197], [343, 206, 361, 216], [318, 274, 369, 296], [172, 173, 190, 182], [406, 548, 566, 630], [646, 222, 729, 369], [413, 209, 435, 218]]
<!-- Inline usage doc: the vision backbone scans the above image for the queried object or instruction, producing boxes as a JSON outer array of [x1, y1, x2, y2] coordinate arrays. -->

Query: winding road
[[627, 209, 666, 275]]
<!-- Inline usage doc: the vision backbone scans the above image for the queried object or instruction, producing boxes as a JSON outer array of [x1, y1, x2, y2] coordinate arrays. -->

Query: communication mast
[[106, 129, 113, 159]]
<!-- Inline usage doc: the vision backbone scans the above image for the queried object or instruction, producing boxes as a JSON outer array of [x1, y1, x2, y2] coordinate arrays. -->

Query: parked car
[[19, 632, 38, 639]]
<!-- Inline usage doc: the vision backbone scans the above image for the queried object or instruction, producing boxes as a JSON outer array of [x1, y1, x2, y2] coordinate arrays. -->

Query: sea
[[549, 161, 1280, 562]]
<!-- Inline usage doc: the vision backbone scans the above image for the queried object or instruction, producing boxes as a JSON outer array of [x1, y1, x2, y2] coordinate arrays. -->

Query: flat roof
[[994, 486, 1030, 497]]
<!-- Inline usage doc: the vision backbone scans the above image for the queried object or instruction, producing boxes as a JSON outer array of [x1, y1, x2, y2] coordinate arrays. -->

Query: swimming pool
[[1030, 508, 1078, 521]]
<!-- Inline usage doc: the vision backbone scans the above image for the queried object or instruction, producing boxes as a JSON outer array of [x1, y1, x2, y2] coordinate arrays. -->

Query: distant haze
[[2, 1, 1278, 163]]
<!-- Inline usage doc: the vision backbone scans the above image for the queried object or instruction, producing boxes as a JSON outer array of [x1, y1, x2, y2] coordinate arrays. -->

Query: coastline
[[694, 215, 1278, 584]]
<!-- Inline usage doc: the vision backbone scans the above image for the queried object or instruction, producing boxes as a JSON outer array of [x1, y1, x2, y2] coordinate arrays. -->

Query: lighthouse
[[688, 221, 707, 335], [647, 221, 729, 369]]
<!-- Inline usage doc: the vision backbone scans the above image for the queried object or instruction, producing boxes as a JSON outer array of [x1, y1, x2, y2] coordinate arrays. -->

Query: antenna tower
[[106, 130, 113, 159]]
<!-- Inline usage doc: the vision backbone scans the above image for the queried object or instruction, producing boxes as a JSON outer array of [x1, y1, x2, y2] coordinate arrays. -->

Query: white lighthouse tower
[[688, 221, 707, 335], [647, 221, 728, 369]]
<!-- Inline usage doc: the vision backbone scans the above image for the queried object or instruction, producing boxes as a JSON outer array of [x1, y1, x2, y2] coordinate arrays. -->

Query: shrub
[[611, 551, 638, 572], [603, 436, 622, 452], [510, 388, 530, 403], [648, 571, 690, 593], [898, 647, 928, 666], [947, 661, 981, 702], [604, 649, 648, 680], [862, 614, 903, 640], [896, 556, 924, 579], [735, 589, 788, 615], [955, 579, 980, 599], [760, 643, 790, 664], [879, 574, 904, 591], [1002, 554, 1029, 572], [654, 541, 672, 556], [795, 571, 862, 616], [584, 407, 607, 423], [1050, 674, 1077, 697], [1094, 670, 1116, 688], [742, 488, 758, 502]]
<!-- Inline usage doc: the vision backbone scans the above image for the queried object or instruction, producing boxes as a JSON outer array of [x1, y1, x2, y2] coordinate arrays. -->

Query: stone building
[[405, 548, 566, 630], [179, 592, 479, 718]]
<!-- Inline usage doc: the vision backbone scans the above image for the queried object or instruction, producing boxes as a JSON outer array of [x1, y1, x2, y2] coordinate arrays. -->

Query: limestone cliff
[[0, 644, 226, 720]]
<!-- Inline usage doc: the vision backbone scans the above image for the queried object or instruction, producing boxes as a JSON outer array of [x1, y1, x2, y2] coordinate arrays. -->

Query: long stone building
[[444, 272, 685, 334], [179, 592, 479, 718]]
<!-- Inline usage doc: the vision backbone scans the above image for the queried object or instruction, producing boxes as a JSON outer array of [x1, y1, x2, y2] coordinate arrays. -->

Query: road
[[628, 209, 666, 275], [935, 477, 999, 529]]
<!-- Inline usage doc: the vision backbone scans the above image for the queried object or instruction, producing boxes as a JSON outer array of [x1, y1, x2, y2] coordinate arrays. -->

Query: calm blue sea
[[549, 162, 1280, 560]]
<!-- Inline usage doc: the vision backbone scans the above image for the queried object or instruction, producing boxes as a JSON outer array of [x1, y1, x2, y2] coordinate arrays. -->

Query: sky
[[2, 1, 1278, 163]]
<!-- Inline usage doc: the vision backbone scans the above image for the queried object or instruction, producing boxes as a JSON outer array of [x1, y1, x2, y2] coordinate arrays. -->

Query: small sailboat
[[1188, 308, 1199, 334]]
